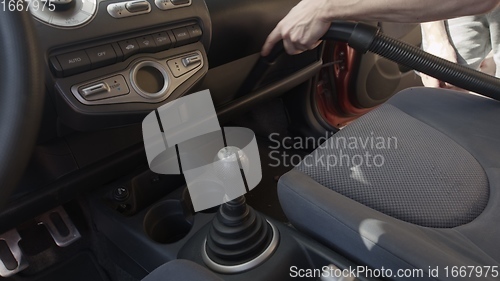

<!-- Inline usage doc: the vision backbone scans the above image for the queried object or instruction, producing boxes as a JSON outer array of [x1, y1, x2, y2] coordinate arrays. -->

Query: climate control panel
[[69, 51, 203, 105], [50, 24, 202, 77]]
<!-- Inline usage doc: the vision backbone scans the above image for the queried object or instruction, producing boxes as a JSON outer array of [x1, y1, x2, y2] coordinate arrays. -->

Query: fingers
[[262, 0, 329, 56], [262, 31, 321, 56], [261, 25, 283, 57], [262, 22, 324, 56], [262, 25, 309, 56]]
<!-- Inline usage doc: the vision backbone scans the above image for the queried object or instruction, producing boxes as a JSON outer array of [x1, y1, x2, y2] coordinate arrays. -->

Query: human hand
[[261, 0, 331, 56], [420, 42, 458, 88]]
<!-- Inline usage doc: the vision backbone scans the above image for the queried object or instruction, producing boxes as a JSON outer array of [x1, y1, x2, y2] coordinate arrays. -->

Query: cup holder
[[144, 199, 194, 244]]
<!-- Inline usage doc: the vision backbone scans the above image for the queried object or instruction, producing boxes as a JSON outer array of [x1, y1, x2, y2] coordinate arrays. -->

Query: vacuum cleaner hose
[[240, 21, 500, 100], [367, 32, 500, 100]]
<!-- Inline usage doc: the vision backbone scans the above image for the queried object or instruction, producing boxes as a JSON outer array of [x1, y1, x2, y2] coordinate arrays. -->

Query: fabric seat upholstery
[[278, 88, 500, 281]]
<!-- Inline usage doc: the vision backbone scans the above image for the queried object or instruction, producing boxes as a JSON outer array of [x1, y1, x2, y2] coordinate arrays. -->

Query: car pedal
[[0, 229, 28, 277], [37, 206, 81, 247]]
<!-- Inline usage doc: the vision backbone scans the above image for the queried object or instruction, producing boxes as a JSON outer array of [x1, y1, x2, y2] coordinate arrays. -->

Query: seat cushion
[[278, 88, 500, 280], [297, 102, 489, 228]]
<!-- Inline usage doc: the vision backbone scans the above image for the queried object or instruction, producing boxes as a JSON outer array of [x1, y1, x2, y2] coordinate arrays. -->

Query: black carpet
[[33, 252, 108, 281]]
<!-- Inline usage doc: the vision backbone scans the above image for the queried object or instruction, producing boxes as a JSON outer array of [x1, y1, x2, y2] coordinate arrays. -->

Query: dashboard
[[33, 0, 212, 130], [30, 0, 324, 132], [20, 0, 327, 169], [3, 0, 323, 223]]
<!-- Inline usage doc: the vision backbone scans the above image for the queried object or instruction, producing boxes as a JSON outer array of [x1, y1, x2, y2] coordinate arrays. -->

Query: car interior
[[1, 0, 500, 280]]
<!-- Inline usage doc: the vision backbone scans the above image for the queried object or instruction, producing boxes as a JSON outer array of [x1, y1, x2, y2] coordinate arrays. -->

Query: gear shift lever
[[202, 147, 279, 273], [213, 146, 250, 188]]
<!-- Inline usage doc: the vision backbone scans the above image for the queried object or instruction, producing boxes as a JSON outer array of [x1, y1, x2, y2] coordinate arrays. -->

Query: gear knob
[[213, 146, 250, 184]]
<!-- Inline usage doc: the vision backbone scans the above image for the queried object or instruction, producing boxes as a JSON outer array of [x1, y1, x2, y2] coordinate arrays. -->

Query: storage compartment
[[143, 199, 194, 244]]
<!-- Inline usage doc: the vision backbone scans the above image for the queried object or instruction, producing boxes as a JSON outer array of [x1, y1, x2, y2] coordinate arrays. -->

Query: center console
[[89, 168, 379, 281]]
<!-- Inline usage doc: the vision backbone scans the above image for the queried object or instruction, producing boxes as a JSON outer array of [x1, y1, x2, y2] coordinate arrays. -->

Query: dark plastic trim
[[217, 61, 322, 123], [0, 144, 147, 233]]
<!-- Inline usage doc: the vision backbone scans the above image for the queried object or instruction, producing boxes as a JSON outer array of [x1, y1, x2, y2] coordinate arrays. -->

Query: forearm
[[262, 0, 499, 55], [322, 0, 499, 23]]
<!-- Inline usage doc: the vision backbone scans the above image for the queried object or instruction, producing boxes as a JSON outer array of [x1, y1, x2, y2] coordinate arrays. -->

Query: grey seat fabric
[[142, 259, 222, 281], [297, 103, 489, 228], [278, 88, 500, 281]]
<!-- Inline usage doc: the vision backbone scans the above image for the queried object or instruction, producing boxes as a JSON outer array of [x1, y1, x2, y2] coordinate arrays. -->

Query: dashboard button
[[78, 75, 129, 101], [187, 25, 202, 42], [108, 1, 151, 18], [85, 44, 117, 69], [154, 0, 191, 10], [118, 39, 140, 60], [171, 0, 189, 5], [56, 51, 91, 76], [136, 35, 157, 53], [167, 53, 202, 77], [172, 27, 191, 47], [182, 54, 201, 67], [80, 83, 110, 98], [151, 32, 172, 51], [125, 0, 150, 12]]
